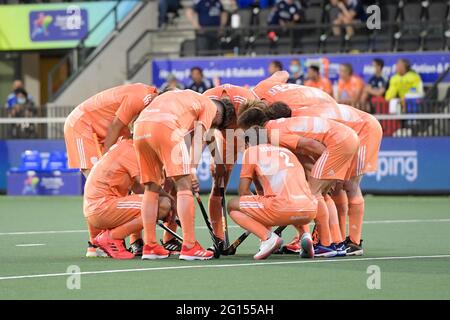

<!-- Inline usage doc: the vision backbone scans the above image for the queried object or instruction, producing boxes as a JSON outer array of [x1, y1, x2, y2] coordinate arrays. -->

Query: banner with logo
[[152, 52, 450, 87], [196, 137, 450, 194], [0, 1, 137, 50]]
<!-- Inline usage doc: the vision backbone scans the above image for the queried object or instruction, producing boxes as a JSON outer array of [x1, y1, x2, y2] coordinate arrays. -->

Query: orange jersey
[[84, 139, 140, 216], [291, 103, 368, 134], [265, 116, 353, 151], [304, 77, 333, 96], [67, 83, 157, 140], [337, 75, 365, 101], [204, 84, 254, 115], [252, 73, 336, 108], [136, 89, 217, 132], [240, 144, 315, 207]]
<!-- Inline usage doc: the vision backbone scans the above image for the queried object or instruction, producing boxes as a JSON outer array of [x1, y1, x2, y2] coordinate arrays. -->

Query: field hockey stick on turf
[[223, 225, 288, 255], [157, 222, 183, 242], [219, 178, 230, 248], [194, 192, 222, 258]]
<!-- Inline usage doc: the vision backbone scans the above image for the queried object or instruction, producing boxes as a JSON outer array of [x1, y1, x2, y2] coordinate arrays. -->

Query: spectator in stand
[[360, 58, 387, 112], [304, 65, 333, 97], [337, 63, 365, 107], [385, 58, 423, 101], [268, 0, 304, 29], [159, 74, 185, 92], [287, 58, 304, 85], [331, 0, 367, 39], [159, 0, 181, 28], [186, 66, 212, 93], [268, 60, 283, 75], [8, 88, 37, 139], [186, 0, 228, 55], [5, 79, 33, 110]]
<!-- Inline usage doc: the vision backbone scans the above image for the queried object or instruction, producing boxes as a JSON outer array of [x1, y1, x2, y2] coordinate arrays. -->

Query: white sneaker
[[86, 242, 108, 258], [300, 232, 314, 259], [254, 232, 283, 260]]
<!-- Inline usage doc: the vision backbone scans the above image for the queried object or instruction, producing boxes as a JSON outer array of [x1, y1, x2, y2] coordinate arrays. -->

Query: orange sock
[[348, 196, 365, 244], [141, 191, 159, 246], [111, 218, 142, 240], [325, 194, 343, 244], [87, 221, 102, 243], [177, 190, 196, 248], [332, 190, 348, 239], [209, 195, 224, 240], [162, 220, 178, 243], [229, 210, 270, 241], [315, 196, 332, 246]]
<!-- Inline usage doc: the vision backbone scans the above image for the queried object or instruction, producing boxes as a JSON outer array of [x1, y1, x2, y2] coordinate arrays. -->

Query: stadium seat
[[427, 1, 449, 22], [403, 2, 425, 22], [44, 151, 68, 171], [180, 39, 196, 57], [304, 5, 323, 24], [19, 150, 42, 171]]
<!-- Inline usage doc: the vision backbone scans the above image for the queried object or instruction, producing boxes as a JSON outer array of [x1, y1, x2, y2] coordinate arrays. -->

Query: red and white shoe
[[93, 231, 134, 260], [282, 239, 301, 254], [179, 241, 214, 261], [142, 244, 170, 260], [254, 232, 283, 260]]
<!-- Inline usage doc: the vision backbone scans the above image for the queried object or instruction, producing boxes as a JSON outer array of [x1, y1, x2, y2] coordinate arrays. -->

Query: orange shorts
[[86, 194, 142, 230], [346, 116, 383, 179], [64, 117, 102, 170], [239, 195, 317, 227], [134, 121, 190, 184], [311, 131, 359, 180]]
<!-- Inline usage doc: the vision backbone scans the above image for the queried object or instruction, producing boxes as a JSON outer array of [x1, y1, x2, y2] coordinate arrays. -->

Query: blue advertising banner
[[196, 137, 450, 194], [7, 171, 84, 196], [29, 7, 88, 42], [152, 52, 450, 87]]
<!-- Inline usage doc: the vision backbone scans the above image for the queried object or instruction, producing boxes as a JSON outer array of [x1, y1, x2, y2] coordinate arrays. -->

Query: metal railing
[[47, 0, 143, 102], [126, 20, 450, 79]]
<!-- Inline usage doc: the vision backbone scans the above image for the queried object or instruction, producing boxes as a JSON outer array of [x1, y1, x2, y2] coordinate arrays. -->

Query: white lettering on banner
[[367, 151, 418, 182], [158, 67, 265, 82]]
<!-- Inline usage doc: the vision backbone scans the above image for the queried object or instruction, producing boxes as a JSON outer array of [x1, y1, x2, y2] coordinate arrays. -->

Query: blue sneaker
[[314, 243, 338, 258], [334, 242, 347, 257]]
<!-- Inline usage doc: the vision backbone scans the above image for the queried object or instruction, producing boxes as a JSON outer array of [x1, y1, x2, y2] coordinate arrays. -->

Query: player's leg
[[324, 194, 346, 256], [331, 186, 348, 239], [209, 164, 232, 241], [344, 175, 364, 256], [228, 196, 280, 260]]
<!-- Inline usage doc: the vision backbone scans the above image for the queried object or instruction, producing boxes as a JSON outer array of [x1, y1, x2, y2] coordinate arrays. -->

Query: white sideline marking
[[0, 254, 449, 281], [15, 243, 45, 247], [1, 218, 450, 236]]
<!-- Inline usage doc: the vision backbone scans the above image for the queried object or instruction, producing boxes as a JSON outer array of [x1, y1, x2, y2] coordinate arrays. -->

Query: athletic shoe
[[142, 244, 170, 260], [254, 232, 283, 260], [85, 241, 108, 258], [281, 238, 301, 254], [300, 233, 314, 259], [334, 241, 347, 257], [179, 241, 214, 261], [93, 231, 135, 260], [129, 239, 144, 256], [344, 237, 364, 256], [314, 243, 338, 258], [161, 237, 182, 255]]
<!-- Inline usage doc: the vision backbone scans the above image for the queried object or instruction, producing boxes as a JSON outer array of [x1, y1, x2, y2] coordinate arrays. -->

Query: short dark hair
[[14, 88, 28, 97], [190, 66, 203, 75], [237, 107, 269, 130], [267, 101, 292, 119], [309, 65, 320, 74], [270, 60, 283, 71], [373, 58, 384, 69], [216, 98, 236, 130]]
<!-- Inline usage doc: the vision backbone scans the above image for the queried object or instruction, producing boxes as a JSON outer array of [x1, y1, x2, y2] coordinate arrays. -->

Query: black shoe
[[344, 236, 363, 256], [161, 237, 182, 253], [129, 239, 144, 256]]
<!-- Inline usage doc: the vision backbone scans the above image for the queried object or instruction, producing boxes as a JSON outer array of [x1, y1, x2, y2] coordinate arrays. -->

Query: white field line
[[0, 254, 449, 281], [1, 218, 450, 236], [15, 243, 46, 247]]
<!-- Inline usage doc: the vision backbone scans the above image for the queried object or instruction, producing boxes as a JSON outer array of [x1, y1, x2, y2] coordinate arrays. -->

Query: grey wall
[[52, 0, 157, 106]]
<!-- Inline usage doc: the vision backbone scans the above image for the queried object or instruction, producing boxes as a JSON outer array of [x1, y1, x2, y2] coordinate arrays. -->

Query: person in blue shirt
[[186, 67, 212, 93], [361, 58, 387, 111], [186, 0, 228, 55], [331, 0, 367, 38], [287, 58, 304, 85], [5, 80, 33, 109], [268, 0, 304, 28]]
